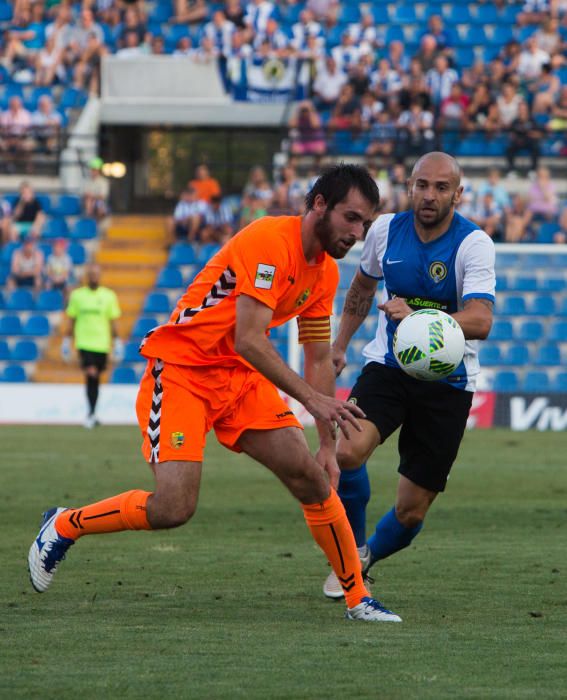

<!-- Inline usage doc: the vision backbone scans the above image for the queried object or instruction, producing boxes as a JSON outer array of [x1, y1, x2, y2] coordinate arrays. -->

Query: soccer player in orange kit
[[28, 164, 401, 622]]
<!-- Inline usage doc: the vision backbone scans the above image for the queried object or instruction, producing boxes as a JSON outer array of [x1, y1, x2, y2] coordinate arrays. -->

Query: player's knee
[[395, 504, 425, 529], [287, 464, 329, 503], [336, 445, 364, 470], [165, 502, 196, 528]]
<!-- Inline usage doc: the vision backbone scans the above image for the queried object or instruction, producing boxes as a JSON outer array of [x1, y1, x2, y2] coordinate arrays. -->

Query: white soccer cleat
[[28, 508, 75, 592], [346, 596, 402, 622], [84, 414, 96, 429], [323, 545, 373, 599]]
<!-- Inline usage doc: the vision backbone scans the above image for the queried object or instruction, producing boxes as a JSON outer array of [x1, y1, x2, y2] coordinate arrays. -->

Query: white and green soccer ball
[[393, 309, 465, 381]]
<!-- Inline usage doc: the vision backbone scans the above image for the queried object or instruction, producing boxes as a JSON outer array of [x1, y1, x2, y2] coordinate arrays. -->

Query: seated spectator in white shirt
[[201, 195, 235, 244], [116, 30, 146, 58], [83, 157, 110, 220], [472, 191, 504, 240], [313, 56, 347, 109], [0, 96, 33, 163], [517, 36, 550, 83], [7, 234, 44, 292], [167, 186, 208, 243], [45, 237, 74, 299], [203, 10, 236, 57], [32, 95, 62, 153]]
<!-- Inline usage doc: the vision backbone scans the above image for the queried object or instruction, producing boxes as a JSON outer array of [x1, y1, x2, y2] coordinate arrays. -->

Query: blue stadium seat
[[1, 241, 19, 264], [454, 46, 475, 68], [0, 315, 23, 335], [197, 243, 221, 265], [143, 292, 171, 314], [495, 273, 509, 292], [0, 2, 14, 22], [540, 277, 565, 292], [6, 289, 35, 311], [169, 243, 197, 266], [42, 218, 69, 239], [492, 25, 515, 46], [131, 317, 159, 338], [11, 339, 39, 361], [385, 25, 405, 43], [489, 320, 514, 342], [123, 341, 142, 363], [36, 193, 52, 215], [111, 366, 139, 384], [534, 345, 561, 367], [528, 296, 556, 316], [502, 345, 530, 366], [444, 5, 473, 23], [0, 339, 10, 360], [338, 4, 360, 23], [391, 5, 416, 23], [518, 25, 537, 42], [523, 371, 550, 393], [552, 372, 567, 392], [459, 25, 487, 46], [1, 364, 27, 382], [59, 87, 88, 110], [22, 315, 50, 336], [155, 266, 184, 289], [71, 218, 97, 240], [68, 242, 86, 265], [479, 346, 503, 366], [500, 296, 527, 316], [37, 289, 64, 311], [493, 371, 520, 393], [548, 321, 567, 342], [536, 221, 560, 243], [559, 298, 567, 316], [52, 194, 81, 217], [517, 321, 544, 342], [509, 277, 538, 292]]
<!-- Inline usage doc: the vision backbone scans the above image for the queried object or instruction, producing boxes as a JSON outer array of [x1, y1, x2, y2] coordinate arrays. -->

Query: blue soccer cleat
[[346, 596, 402, 622], [28, 508, 75, 592]]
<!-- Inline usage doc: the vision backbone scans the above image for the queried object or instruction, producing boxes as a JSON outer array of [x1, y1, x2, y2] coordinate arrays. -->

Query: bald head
[[411, 152, 462, 185]]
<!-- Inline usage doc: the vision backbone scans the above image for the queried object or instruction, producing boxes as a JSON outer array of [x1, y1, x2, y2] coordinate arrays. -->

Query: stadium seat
[[197, 243, 221, 265], [52, 194, 82, 217], [169, 243, 197, 266], [444, 5, 473, 23], [59, 87, 88, 110], [123, 341, 142, 363], [478, 346, 503, 366], [68, 242, 87, 265], [552, 372, 567, 392], [534, 345, 561, 367], [495, 273, 509, 292], [523, 371, 550, 393], [509, 277, 538, 292], [111, 366, 139, 384], [391, 5, 416, 23], [36, 193, 52, 215], [536, 221, 560, 243], [502, 345, 530, 366], [42, 218, 69, 239], [459, 26, 487, 46], [0, 339, 10, 360], [528, 296, 556, 317], [131, 317, 159, 339], [493, 371, 520, 393], [548, 321, 567, 342], [559, 298, 567, 316], [155, 266, 184, 289], [0, 2, 13, 22], [1, 364, 27, 382], [71, 218, 98, 240], [454, 46, 475, 68], [36, 289, 64, 311], [500, 296, 527, 316], [517, 321, 545, 342], [143, 292, 171, 314], [492, 25, 515, 46], [489, 321, 514, 342], [1, 241, 19, 264], [22, 315, 50, 336], [540, 277, 565, 292], [0, 315, 23, 335], [11, 339, 39, 361], [6, 289, 35, 311]]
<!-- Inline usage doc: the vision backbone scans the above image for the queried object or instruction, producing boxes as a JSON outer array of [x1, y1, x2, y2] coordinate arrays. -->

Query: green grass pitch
[[1, 425, 566, 699]]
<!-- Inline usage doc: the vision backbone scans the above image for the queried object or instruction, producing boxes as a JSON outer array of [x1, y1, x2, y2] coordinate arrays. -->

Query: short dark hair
[[304, 163, 380, 212]]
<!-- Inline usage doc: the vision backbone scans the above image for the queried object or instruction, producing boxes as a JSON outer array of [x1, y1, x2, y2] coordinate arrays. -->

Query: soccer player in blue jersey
[[323, 152, 496, 602]]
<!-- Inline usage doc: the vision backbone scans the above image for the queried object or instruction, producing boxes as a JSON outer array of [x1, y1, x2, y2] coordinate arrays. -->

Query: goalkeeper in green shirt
[[62, 263, 123, 428]]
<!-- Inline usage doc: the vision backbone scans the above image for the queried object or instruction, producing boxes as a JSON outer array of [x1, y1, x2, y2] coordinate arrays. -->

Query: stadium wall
[[1, 384, 565, 430]]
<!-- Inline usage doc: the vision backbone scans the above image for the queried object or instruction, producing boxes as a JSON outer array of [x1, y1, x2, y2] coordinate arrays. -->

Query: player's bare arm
[[452, 298, 493, 340], [234, 293, 365, 439], [333, 270, 378, 375]]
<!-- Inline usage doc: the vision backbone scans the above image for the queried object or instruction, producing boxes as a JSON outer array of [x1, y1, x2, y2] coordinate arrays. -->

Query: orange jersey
[[140, 216, 339, 367], [190, 177, 221, 203]]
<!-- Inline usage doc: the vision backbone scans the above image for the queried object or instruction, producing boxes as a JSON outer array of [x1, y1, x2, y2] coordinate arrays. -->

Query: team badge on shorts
[[429, 261, 447, 283], [255, 264, 276, 289], [170, 432, 185, 448]]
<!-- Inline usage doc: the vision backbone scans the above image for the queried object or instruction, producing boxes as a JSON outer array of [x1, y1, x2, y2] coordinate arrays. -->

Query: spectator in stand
[[3, 6, 41, 73], [7, 234, 44, 292], [253, 17, 289, 56], [243, 0, 276, 38], [328, 83, 362, 133], [425, 54, 459, 109], [172, 0, 208, 25], [224, 0, 247, 30], [203, 10, 236, 57], [45, 237, 74, 300], [201, 195, 234, 244], [288, 100, 327, 156], [531, 63, 561, 115], [471, 191, 504, 241], [0, 197, 13, 244], [499, 40, 522, 75], [387, 39, 410, 74], [71, 9, 107, 94], [527, 166, 560, 220], [549, 206, 567, 244], [35, 34, 65, 86], [518, 0, 552, 26], [534, 17, 562, 55], [465, 83, 495, 133], [437, 82, 469, 137], [173, 36, 195, 57], [189, 164, 222, 204], [242, 165, 273, 207], [82, 157, 110, 220], [414, 34, 439, 73], [331, 31, 362, 72], [549, 85, 567, 131], [290, 8, 322, 51], [167, 186, 207, 243], [312, 55, 347, 110], [347, 12, 385, 54], [238, 193, 269, 227], [506, 101, 543, 175], [0, 96, 33, 168], [116, 31, 146, 58], [505, 194, 535, 242], [193, 35, 220, 62], [306, 0, 339, 22], [32, 95, 62, 153], [419, 14, 455, 61], [115, 6, 147, 49], [496, 81, 524, 128], [274, 162, 305, 214], [394, 97, 435, 162], [371, 58, 402, 104], [477, 168, 512, 212], [10, 182, 45, 239], [359, 91, 383, 130], [517, 36, 551, 86], [45, 4, 74, 52], [388, 162, 410, 212], [365, 110, 396, 163]]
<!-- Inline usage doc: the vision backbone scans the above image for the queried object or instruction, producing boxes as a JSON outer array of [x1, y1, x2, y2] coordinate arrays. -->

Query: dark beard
[[314, 211, 347, 259]]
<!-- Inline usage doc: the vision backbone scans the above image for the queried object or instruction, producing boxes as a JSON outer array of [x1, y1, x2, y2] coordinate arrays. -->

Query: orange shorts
[[136, 359, 302, 463]]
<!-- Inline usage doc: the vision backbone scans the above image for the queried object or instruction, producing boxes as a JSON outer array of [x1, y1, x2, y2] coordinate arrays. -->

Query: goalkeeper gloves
[[61, 336, 72, 362], [112, 337, 124, 362]]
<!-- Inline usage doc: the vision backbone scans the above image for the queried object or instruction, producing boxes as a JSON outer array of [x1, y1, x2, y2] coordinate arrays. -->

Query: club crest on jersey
[[255, 263, 276, 289], [170, 432, 184, 448], [429, 261, 447, 283], [295, 289, 311, 307]]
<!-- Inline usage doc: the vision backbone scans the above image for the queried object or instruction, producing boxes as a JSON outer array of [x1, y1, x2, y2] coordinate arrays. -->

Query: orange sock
[[55, 490, 152, 540], [302, 489, 369, 608]]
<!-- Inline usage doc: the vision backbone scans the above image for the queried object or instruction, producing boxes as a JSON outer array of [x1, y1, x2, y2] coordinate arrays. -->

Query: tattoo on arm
[[464, 298, 494, 311], [344, 280, 375, 317]]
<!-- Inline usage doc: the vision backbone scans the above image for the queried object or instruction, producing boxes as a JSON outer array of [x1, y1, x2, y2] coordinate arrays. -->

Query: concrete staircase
[[34, 215, 167, 383]]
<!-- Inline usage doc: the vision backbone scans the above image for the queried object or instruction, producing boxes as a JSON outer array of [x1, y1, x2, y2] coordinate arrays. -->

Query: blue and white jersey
[[360, 210, 496, 391]]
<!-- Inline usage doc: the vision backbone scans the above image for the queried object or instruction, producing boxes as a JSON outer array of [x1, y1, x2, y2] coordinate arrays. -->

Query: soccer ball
[[393, 309, 465, 381]]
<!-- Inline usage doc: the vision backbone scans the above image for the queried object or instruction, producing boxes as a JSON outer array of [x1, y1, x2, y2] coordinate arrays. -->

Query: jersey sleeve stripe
[[359, 265, 383, 280], [462, 292, 495, 302], [297, 316, 331, 343]]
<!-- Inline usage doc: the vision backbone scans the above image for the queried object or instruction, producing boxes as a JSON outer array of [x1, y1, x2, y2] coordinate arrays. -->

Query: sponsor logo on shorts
[[295, 289, 311, 307], [255, 263, 276, 289], [276, 410, 293, 419], [429, 261, 447, 283], [170, 432, 185, 448], [348, 398, 357, 405]]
